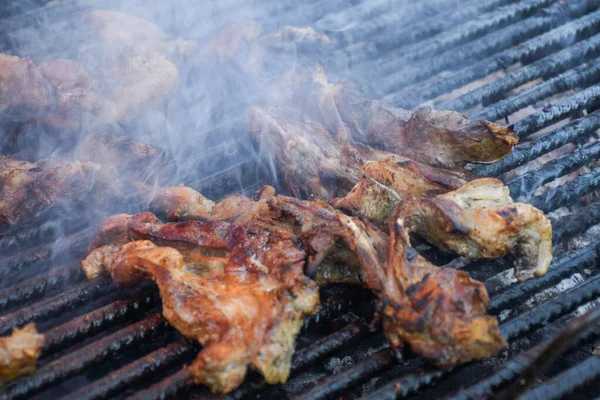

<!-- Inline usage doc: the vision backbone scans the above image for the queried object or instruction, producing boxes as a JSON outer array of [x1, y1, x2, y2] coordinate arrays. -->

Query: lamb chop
[[266, 66, 517, 169], [393, 178, 552, 281], [0, 323, 44, 383], [81, 187, 507, 392]]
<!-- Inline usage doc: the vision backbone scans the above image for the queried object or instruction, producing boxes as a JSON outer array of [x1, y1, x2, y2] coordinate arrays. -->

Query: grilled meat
[[82, 200, 320, 393], [0, 323, 44, 383], [83, 186, 507, 392], [246, 105, 472, 202], [378, 220, 507, 365], [261, 26, 332, 52], [266, 66, 517, 169], [0, 54, 115, 128], [75, 130, 174, 181], [332, 156, 473, 226], [85, 10, 198, 60], [394, 178, 552, 280], [0, 158, 125, 225]]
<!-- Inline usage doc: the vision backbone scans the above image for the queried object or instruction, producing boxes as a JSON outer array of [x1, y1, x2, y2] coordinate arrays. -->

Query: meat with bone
[[266, 66, 517, 169], [82, 187, 507, 392], [246, 105, 472, 201], [393, 178, 552, 281], [0, 323, 44, 383]]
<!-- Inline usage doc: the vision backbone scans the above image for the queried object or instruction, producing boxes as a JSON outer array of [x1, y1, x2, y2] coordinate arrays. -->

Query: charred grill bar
[[0, 0, 600, 399]]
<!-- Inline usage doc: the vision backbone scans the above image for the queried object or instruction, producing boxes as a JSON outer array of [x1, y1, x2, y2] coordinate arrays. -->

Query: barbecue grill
[[0, 0, 599, 399]]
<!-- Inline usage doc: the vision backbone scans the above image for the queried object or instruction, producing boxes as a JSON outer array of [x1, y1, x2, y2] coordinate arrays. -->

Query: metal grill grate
[[0, 0, 599, 399]]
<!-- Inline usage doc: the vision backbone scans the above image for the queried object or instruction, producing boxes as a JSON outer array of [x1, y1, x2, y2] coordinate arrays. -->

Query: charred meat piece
[[246, 105, 471, 202], [379, 220, 507, 365], [0, 323, 44, 383], [83, 186, 507, 390], [394, 178, 552, 281], [332, 156, 473, 227], [76, 130, 174, 182], [82, 201, 319, 393], [267, 66, 517, 169], [0, 157, 126, 226], [0, 54, 115, 128]]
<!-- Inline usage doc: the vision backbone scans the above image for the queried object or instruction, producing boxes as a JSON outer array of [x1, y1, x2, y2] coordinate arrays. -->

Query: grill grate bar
[[448, 305, 600, 400], [294, 273, 600, 400], [0, 262, 83, 315], [488, 242, 600, 313], [0, 227, 94, 287], [390, 2, 600, 109], [0, 276, 114, 336], [473, 113, 600, 177], [1, 313, 168, 400], [507, 139, 600, 200], [508, 83, 600, 137], [125, 368, 193, 400], [530, 166, 600, 212], [61, 339, 196, 400], [329, 0, 518, 69], [330, 0, 515, 50], [475, 56, 600, 123], [551, 201, 600, 244], [290, 348, 394, 400], [519, 356, 600, 400], [439, 32, 600, 112], [41, 285, 158, 356]]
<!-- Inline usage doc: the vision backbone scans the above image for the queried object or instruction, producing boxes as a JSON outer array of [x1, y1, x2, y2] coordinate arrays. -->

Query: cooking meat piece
[[75, 130, 174, 181], [378, 220, 507, 365], [109, 47, 179, 121], [246, 105, 471, 202], [332, 156, 473, 227], [85, 10, 198, 60], [147, 186, 215, 221], [267, 66, 517, 169], [0, 323, 44, 383], [83, 186, 507, 390], [0, 54, 115, 128], [0, 157, 125, 225], [200, 21, 263, 70], [394, 178, 552, 280], [83, 203, 319, 393]]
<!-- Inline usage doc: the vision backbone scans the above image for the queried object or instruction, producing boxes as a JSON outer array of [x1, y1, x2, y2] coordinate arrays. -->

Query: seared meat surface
[[267, 66, 517, 169], [246, 105, 472, 202], [394, 178, 552, 281], [0, 55, 115, 128], [0, 323, 44, 383], [0, 158, 124, 225], [82, 186, 507, 392]]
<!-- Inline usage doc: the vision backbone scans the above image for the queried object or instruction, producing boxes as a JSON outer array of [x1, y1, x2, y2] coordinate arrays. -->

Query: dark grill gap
[[1, 1, 600, 400]]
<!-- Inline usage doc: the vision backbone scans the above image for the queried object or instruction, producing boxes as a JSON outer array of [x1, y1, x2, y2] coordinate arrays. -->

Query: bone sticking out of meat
[[0, 323, 44, 383], [266, 65, 517, 169], [394, 178, 552, 281], [82, 186, 508, 392]]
